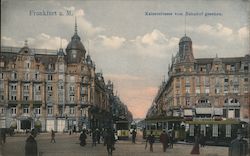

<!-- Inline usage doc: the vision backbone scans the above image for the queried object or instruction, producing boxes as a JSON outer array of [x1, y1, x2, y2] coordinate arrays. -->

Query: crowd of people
[[21, 127, 212, 156]]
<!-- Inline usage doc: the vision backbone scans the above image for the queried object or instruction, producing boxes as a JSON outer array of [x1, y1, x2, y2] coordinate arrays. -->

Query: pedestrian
[[73, 125, 76, 133], [25, 129, 38, 156], [169, 130, 174, 148], [159, 130, 169, 152], [1, 129, 6, 144], [146, 131, 155, 152], [96, 128, 101, 144], [92, 129, 97, 147], [50, 130, 56, 143], [190, 134, 200, 154], [131, 128, 137, 143], [102, 129, 108, 146], [105, 129, 116, 156], [199, 131, 206, 147], [79, 130, 87, 147]]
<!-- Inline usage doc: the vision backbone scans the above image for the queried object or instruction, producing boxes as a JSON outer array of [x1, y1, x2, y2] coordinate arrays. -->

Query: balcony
[[33, 101, 42, 105]]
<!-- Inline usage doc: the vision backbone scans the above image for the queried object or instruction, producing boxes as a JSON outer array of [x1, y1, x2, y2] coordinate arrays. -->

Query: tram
[[185, 119, 244, 146], [115, 120, 129, 140], [144, 117, 246, 146], [143, 117, 185, 141]]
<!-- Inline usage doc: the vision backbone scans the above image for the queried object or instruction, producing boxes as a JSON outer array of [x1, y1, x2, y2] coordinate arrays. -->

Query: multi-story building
[[0, 22, 132, 132], [147, 34, 250, 122]]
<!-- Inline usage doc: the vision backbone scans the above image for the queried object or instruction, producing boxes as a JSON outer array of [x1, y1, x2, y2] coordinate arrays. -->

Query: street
[[0, 132, 228, 156]]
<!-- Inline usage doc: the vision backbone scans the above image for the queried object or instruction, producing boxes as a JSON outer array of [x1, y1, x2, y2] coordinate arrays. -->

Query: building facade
[[147, 35, 250, 122], [0, 23, 132, 132]]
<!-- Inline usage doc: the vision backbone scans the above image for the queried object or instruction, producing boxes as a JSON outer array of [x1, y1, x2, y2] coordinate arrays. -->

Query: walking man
[[92, 128, 97, 147], [25, 129, 38, 156], [105, 129, 116, 156], [50, 130, 56, 143], [79, 130, 87, 146], [131, 128, 137, 143], [146, 131, 155, 152], [160, 130, 169, 152]]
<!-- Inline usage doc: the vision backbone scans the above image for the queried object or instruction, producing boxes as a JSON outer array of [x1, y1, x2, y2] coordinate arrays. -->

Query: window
[[205, 77, 209, 85], [47, 107, 53, 115], [23, 96, 29, 101], [70, 86, 75, 92], [10, 95, 17, 101], [11, 72, 17, 80], [235, 109, 240, 118], [233, 86, 239, 93], [25, 73, 29, 80], [224, 78, 229, 83], [48, 74, 53, 81], [47, 93, 52, 101], [230, 65, 235, 71], [1, 95, 4, 100], [244, 65, 248, 71], [23, 107, 29, 114], [1, 108, 4, 114], [70, 107, 75, 114], [205, 86, 210, 94], [244, 78, 248, 82], [0, 72, 4, 79], [23, 84, 29, 91], [224, 86, 228, 94], [34, 108, 41, 115], [70, 95, 75, 102], [215, 88, 220, 94], [244, 86, 248, 93], [185, 98, 190, 106], [11, 107, 17, 115], [195, 87, 200, 94], [186, 87, 190, 94], [48, 86, 53, 91]]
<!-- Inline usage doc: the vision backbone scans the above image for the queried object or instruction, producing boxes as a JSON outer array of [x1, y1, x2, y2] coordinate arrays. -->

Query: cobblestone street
[[1, 133, 228, 156]]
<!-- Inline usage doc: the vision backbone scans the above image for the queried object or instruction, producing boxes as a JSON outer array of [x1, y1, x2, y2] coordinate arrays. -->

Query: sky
[[1, 0, 249, 118]]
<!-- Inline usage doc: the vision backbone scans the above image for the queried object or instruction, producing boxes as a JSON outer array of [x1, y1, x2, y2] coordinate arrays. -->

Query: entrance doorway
[[21, 120, 31, 130]]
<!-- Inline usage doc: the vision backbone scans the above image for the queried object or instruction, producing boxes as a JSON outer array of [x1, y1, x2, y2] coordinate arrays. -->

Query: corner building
[[0, 24, 113, 132], [147, 35, 250, 134]]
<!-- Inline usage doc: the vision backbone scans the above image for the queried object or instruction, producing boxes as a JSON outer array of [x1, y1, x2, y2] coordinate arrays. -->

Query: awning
[[184, 109, 193, 116], [214, 108, 223, 115], [196, 108, 212, 114]]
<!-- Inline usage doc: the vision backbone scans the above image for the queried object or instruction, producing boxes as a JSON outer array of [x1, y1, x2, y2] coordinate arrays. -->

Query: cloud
[[196, 23, 233, 38], [1, 36, 23, 47], [238, 26, 249, 40], [2, 34, 68, 50], [141, 29, 168, 45], [75, 9, 85, 16], [60, 8, 104, 37], [98, 35, 126, 49], [131, 29, 179, 58]]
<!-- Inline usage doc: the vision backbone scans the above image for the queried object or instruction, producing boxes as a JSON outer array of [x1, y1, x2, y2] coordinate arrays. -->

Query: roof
[[179, 35, 192, 43]]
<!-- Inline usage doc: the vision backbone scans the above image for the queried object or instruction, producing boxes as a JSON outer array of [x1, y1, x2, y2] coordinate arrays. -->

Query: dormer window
[[72, 50, 77, 59]]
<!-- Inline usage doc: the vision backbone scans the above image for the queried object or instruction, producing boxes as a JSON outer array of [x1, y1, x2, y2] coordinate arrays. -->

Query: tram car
[[185, 119, 246, 146], [143, 117, 185, 141], [115, 120, 129, 140]]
